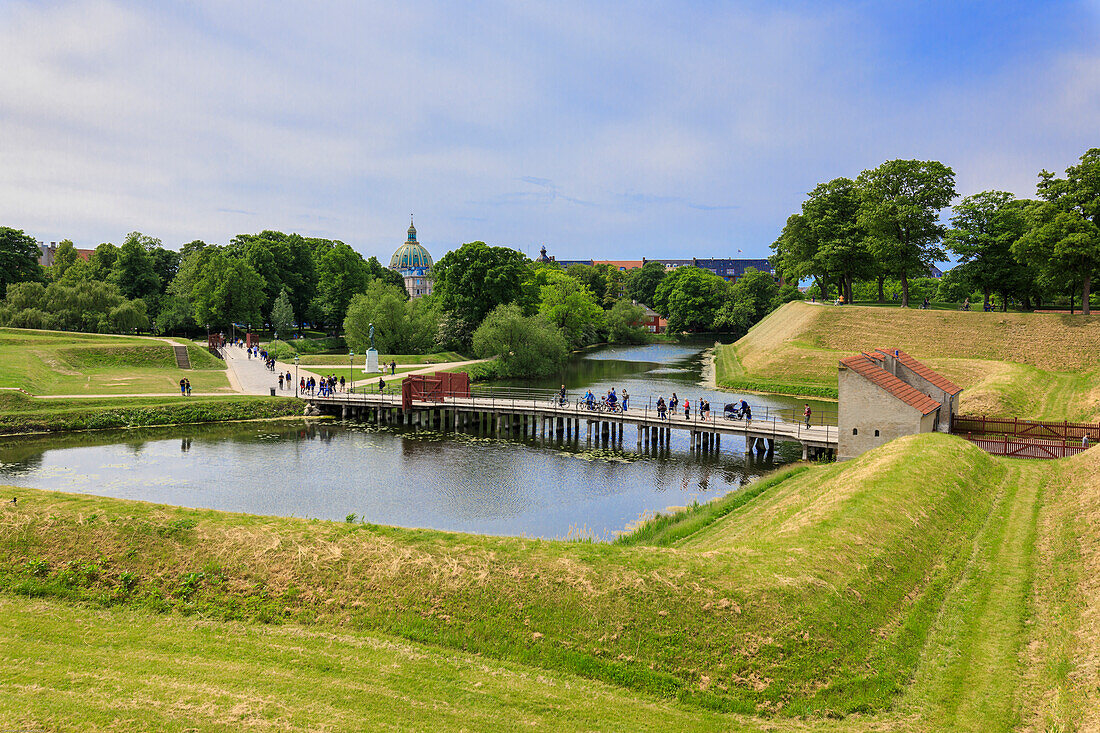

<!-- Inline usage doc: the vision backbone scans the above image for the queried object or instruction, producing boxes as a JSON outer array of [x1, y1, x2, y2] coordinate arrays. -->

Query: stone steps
[[172, 344, 191, 369]]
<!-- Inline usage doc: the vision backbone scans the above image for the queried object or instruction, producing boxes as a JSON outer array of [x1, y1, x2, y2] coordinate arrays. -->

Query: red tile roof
[[839, 354, 942, 415], [875, 349, 962, 395]]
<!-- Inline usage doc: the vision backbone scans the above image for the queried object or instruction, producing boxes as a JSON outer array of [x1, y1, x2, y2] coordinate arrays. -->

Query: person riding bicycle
[[558, 385, 567, 406], [585, 390, 595, 410], [606, 390, 618, 410]]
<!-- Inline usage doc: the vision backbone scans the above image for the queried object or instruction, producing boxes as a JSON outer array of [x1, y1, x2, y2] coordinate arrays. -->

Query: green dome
[[390, 241, 433, 271]]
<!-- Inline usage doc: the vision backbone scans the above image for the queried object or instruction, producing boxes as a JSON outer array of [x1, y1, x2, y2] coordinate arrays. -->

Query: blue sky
[[1, 0, 1097, 264]]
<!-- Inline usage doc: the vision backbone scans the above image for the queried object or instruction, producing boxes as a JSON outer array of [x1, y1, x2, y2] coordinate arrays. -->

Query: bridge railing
[[308, 384, 838, 444]]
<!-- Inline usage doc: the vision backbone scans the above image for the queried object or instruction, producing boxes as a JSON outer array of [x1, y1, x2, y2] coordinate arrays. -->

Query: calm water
[[0, 343, 833, 539]]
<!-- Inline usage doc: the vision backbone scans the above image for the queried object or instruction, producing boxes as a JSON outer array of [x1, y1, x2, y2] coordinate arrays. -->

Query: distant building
[[639, 306, 666, 334], [837, 348, 962, 460], [541, 248, 777, 284], [37, 241, 94, 268], [389, 219, 433, 298]]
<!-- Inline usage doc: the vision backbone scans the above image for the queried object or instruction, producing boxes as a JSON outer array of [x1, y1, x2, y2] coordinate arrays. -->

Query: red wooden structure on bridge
[[401, 372, 471, 410]]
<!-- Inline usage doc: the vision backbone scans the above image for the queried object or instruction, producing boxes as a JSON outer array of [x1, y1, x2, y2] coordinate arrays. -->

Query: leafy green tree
[[191, 250, 264, 328], [606, 299, 648, 344], [652, 266, 727, 332], [50, 240, 79, 280], [110, 232, 162, 301], [1014, 148, 1100, 315], [108, 299, 149, 333], [0, 227, 43, 296], [432, 242, 528, 344], [472, 304, 567, 378], [88, 242, 119, 280], [57, 257, 95, 285], [945, 191, 1032, 310], [270, 289, 296, 337], [314, 243, 371, 330], [856, 159, 956, 307], [625, 262, 667, 308], [804, 178, 873, 304], [345, 280, 438, 355], [772, 214, 831, 300], [715, 268, 779, 334], [538, 269, 605, 350]]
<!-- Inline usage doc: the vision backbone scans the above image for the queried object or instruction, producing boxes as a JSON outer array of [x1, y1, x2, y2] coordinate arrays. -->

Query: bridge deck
[[307, 392, 838, 448]]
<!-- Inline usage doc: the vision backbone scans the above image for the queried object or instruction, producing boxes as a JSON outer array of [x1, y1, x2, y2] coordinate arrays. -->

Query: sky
[[0, 0, 1097, 264]]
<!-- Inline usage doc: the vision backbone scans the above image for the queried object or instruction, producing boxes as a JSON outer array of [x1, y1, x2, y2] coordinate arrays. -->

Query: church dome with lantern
[[389, 219, 434, 298]]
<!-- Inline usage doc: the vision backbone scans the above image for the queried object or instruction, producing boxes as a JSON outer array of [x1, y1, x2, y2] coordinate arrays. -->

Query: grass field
[[1, 432, 1095, 730], [716, 301, 1100, 419], [0, 327, 232, 395], [0, 392, 304, 435]]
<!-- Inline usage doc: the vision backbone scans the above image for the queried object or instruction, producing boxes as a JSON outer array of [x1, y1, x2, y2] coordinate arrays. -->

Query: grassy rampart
[[0, 392, 303, 435], [716, 302, 1100, 418], [4, 432, 1088, 730], [0, 327, 231, 395]]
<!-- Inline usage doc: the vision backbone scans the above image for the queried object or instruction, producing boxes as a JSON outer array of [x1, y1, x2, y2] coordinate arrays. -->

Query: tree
[[714, 268, 779, 335], [110, 232, 161, 301], [190, 250, 264, 328], [804, 178, 873, 304], [1015, 148, 1100, 315], [88, 242, 119, 280], [538, 269, 605, 350], [772, 214, 831, 301], [607, 299, 648, 344], [432, 242, 528, 343], [472, 304, 567, 378], [625, 262, 667, 308], [945, 191, 1032, 310], [0, 227, 43, 296], [856, 159, 956, 307], [51, 240, 79, 280], [652, 266, 727, 332], [314, 243, 371, 330], [270, 289, 296, 337], [108, 299, 149, 333], [344, 280, 438, 355]]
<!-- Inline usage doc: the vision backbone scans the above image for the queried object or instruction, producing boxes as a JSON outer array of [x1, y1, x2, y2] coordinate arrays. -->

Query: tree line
[[771, 148, 1100, 314]]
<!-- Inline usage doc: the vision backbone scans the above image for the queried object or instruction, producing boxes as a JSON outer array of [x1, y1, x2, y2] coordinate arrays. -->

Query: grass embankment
[[3, 433, 1093, 729], [716, 301, 1100, 419], [0, 327, 231, 395], [0, 392, 303, 435]]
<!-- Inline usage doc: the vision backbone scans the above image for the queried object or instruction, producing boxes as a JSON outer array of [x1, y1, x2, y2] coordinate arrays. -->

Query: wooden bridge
[[304, 385, 838, 459]]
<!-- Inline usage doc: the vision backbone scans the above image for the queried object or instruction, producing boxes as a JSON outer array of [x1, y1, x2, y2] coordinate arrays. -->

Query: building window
[[852, 428, 858, 435], [874, 430, 880, 437]]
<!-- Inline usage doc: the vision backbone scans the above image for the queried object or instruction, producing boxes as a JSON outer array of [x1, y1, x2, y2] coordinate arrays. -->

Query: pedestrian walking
[[684, 399, 690, 420], [185, 378, 192, 396], [622, 389, 629, 412], [378, 377, 386, 392], [279, 374, 284, 390], [179, 378, 186, 396], [804, 403, 812, 428], [390, 360, 397, 375]]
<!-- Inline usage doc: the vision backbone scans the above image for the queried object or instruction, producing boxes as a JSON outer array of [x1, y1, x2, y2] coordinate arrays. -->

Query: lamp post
[[294, 354, 300, 397], [348, 350, 355, 394]]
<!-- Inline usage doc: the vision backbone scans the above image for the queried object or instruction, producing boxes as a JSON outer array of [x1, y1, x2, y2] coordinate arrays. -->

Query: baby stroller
[[723, 403, 741, 421]]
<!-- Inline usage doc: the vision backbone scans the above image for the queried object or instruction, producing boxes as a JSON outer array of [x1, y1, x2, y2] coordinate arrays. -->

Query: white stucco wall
[[837, 366, 927, 460]]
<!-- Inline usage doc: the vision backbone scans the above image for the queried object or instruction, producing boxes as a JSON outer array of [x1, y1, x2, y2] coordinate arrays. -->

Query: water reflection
[[0, 343, 822, 540]]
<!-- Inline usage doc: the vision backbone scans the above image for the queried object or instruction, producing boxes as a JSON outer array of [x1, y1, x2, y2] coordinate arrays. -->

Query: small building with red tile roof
[[837, 349, 961, 460]]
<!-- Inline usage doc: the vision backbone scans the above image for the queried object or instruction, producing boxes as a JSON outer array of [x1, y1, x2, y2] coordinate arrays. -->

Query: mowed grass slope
[[0, 327, 231, 395], [716, 301, 1100, 419], [4, 433, 1094, 729]]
